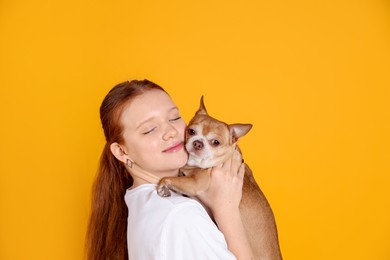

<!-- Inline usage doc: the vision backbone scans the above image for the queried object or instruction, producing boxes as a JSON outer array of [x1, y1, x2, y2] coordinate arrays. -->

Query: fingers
[[229, 149, 243, 176], [212, 149, 244, 177], [237, 162, 245, 180]]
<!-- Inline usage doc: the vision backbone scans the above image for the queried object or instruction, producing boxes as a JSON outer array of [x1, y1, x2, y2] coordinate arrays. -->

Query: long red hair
[[86, 79, 166, 260]]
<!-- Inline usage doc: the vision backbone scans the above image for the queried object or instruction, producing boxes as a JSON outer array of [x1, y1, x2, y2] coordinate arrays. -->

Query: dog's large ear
[[229, 124, 252, 143], [195, 96, 208, 115]]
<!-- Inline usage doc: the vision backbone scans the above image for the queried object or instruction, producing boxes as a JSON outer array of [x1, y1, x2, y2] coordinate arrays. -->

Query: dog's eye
[[211, 139, 220, 146], [188, 128, 196, 136]]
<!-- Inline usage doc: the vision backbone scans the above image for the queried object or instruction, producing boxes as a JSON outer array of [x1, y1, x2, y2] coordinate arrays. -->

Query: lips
[[163, 142, 184, 153]]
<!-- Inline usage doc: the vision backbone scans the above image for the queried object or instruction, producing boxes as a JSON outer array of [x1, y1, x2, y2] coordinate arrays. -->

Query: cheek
[[179, 121, 187, 137], [137, 136, 160, 152], [124, 136, 155, 158]]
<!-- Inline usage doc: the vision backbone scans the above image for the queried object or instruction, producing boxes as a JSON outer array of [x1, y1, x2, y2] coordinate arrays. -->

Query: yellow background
[[0, 0, 389, 259]]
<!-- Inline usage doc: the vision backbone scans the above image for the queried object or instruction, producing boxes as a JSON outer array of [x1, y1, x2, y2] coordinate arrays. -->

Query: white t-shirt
[[125, 184, 236, 260]]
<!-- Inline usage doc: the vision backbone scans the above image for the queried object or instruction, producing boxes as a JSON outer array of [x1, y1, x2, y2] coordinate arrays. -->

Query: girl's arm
[[197, 150, 254, 260]]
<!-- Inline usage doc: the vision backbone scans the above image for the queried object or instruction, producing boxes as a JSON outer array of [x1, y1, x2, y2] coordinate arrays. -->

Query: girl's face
[[119, 89, 188, 179]]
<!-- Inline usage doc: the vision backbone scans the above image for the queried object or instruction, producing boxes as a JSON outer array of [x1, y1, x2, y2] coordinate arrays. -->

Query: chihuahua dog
[[157, 97, 282, 260]]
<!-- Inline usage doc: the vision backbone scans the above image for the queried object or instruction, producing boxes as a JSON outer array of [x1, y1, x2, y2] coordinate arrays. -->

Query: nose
[[193, 140, 204, 150], [163, 124, 178, 140]]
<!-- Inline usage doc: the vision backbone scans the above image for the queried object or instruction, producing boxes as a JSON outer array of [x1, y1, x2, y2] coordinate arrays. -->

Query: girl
[[86, 79, 253, 259]]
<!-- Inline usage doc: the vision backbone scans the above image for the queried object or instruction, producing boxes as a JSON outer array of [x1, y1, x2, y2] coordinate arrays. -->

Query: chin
[[164, 150, 188, 171]]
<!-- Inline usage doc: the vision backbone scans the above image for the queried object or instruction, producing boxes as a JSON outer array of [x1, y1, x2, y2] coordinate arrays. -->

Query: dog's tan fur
[[157, 97, 282, 260]]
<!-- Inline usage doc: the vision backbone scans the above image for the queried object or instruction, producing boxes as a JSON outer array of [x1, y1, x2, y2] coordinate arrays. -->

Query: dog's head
[[185, 96, 252, 168]]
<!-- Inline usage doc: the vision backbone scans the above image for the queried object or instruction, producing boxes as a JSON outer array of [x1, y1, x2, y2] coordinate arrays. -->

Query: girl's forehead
[[128, 90, 174, 112], [120, 90, 176, 126]]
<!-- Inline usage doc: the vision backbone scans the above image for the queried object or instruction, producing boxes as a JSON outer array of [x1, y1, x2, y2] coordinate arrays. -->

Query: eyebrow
[[135, 106, 179, 130]]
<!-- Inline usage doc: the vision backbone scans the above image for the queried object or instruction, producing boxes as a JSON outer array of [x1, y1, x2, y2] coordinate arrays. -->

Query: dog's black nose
[[193, 140, 204, 150]]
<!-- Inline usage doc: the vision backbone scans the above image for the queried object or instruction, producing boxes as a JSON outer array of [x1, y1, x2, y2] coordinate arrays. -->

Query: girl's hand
[[197, 149, 245, 217], [196, 149, 254, 259]]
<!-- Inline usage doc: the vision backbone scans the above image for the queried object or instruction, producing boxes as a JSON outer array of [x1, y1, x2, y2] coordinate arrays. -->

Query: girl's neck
[[129, 168, 179, 188]]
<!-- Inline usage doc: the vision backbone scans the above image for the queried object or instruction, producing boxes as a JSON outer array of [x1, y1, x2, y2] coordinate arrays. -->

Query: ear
[[110, 142, 131, 164], [229, 124, 253, 143], [195, 96, 208, 116]]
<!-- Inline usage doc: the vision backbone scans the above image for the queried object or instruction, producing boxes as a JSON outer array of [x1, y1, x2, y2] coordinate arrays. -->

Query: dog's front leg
[[157, 168, 211, 197]]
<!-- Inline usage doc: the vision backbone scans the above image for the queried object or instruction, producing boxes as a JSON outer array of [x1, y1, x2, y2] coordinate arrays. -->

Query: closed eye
[[170, 116, 182, 121], [142, 127, 156, 135]]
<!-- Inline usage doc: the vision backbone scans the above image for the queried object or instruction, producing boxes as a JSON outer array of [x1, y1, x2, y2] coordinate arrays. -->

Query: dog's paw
[[157, 184, 171, 197]]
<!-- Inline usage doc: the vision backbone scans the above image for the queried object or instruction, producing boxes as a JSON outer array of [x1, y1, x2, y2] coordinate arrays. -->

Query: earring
[[126, 159, 133, 168]]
